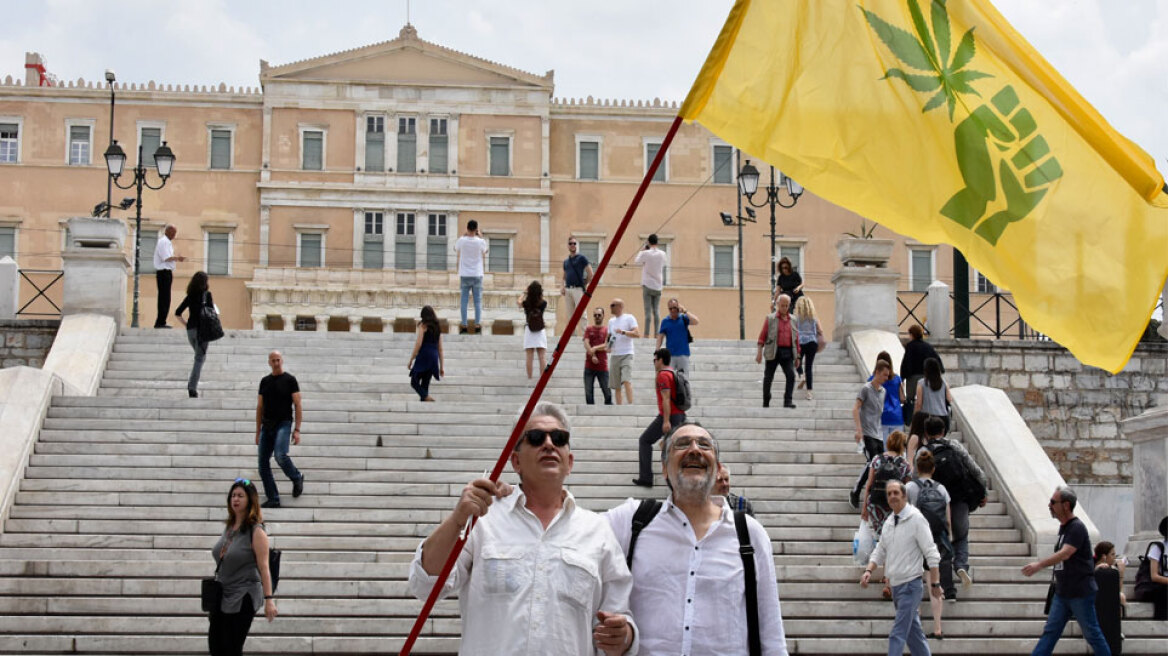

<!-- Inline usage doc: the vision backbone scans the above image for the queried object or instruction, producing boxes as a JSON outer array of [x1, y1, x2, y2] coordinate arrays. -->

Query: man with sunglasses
[[607, 422, 789, 655], [561, 237, 593, 338], [409, 403, 637, 656], [583, 306, 613, 405], [1022, 486, 1112, 655]]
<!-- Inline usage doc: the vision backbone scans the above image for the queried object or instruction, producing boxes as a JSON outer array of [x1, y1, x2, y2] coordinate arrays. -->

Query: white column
[[251, 313, 266, 331], [926, 280, 950, 337], [417, 115, 430, 174], [259, 205, 270, 267], [1159, 280, 1168, 341], [314, 314, 329, 332], [381, 316, 395, 333], [448, 115, 460, 177], [352, 210, 364, 268], [282, 314, 296, 332], [348, 315, 362, 332], [540, 212, 550, 274], [0, 256, 17, 320]]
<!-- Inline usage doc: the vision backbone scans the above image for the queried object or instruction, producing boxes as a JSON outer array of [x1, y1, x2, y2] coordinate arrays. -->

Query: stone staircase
[[0, 329, 1164, 654]]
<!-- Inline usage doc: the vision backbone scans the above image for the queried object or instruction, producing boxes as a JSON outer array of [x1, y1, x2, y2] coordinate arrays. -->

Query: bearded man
[[605, 421, 790, 655]]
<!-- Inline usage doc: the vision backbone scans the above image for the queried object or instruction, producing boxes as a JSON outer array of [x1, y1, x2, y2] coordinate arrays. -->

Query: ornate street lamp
[[105, 139, 177, 328], [738, 159, 804, 296]]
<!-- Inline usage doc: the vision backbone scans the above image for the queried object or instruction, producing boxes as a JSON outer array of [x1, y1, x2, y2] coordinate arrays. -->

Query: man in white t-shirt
[[606, 298, 640, 405], [152, 224, 185, 328], [634, 234, 668, 338], [453, 220, 489, 334]]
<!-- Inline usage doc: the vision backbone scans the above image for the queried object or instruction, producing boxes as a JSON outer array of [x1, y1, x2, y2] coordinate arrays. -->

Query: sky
[[1, 0, 1165, 164]]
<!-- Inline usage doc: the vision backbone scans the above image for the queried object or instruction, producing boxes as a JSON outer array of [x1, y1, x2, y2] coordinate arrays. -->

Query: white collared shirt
[[606, 496, 789, 656], [153, 234, 175, 271], [409, 488, 638, 656], [868, 504, 941, 587]]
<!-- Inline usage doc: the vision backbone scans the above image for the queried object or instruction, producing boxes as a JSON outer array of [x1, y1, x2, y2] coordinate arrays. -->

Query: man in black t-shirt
[[1022, 485, 1111, 655], [255, 350, 304, 509]]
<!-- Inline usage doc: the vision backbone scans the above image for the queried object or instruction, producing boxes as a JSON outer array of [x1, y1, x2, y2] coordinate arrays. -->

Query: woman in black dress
[[175, 271, 213, 398], [407, 305, 444, 402], [775, 256, 803, 309], [1093, 540, 1125, 655]]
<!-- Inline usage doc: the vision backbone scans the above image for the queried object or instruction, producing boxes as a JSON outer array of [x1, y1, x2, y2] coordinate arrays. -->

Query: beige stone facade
[[0, 25, 981, 338]]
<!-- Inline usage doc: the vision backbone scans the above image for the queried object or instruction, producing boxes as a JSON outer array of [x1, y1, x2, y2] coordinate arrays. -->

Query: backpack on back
[[1133, 540, 1166, 601], [670, 368, 694, 412], [913, 478, 949, 538], [927, 440, 968, 496], [868, 455, 904, 510], [525, 302, 545, 332]]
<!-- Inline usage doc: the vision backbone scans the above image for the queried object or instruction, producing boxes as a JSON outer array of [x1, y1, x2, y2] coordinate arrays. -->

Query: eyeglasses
[[670, 435, 714, 451], [593, 313, 603, 318], [523, 429, 570, 448]]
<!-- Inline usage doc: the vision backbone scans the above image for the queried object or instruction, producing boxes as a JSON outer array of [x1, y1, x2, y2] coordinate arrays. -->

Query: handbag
[[198, 291, 225, 343], [201, 559, 223, 614]]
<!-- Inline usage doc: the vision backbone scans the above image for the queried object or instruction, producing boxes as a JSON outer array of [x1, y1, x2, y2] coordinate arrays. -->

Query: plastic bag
[[853, 519, 876, 566]]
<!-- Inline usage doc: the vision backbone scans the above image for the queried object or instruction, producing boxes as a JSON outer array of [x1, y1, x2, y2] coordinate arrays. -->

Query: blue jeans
[[583, 369, 612, 405], [889, 577, 931, 656], [460, 276, 483, 326], [1032, 590, 1111, 656], [258, 421, 302, 502]]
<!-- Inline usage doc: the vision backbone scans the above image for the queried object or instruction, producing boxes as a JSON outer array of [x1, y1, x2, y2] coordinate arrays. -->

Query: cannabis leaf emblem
[[862, 0, 992, 119]]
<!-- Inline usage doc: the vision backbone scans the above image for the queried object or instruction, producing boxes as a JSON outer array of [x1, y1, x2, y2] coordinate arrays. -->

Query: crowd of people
[[152, 222, 1166, 655]]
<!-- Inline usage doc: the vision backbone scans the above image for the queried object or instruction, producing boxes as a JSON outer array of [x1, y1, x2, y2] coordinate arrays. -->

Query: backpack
[[626, 499, 760, 656], [669, 368, 694, 412], [927, 439, 968, 497], [1134, 540, 1166, 601], [525, 301, 545, 332], [868, 455, 904, 510], [913, 478, 948, 538]]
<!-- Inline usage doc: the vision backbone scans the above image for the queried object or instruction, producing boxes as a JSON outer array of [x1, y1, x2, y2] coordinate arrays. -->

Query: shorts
[[610, 354, 634, 389]]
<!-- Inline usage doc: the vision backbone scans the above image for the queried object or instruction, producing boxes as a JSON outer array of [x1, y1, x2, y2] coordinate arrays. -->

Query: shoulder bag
[[198, 291, 225, 343]]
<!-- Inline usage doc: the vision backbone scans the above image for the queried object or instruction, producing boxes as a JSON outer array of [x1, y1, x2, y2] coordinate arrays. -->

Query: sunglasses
[[610, 303, 619, 308], [568, 242, 577, 246], [234, 477, 253, 487], [523, 429, 570, 448]]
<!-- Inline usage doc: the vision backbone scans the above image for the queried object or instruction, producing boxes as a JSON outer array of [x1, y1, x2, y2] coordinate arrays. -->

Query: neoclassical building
[[1, 25, 974, 338]]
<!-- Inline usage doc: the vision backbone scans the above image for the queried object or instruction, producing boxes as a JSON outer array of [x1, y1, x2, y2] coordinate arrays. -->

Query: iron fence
[[16, 269, 64, 318], [897, 290, 1048, 341]]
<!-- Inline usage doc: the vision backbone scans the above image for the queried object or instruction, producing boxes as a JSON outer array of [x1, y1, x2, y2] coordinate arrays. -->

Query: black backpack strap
[[626, 499, 662, 570], [734, 510, 761, 656]]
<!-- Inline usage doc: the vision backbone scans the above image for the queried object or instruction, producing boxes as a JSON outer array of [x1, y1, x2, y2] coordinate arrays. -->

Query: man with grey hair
[[409, 403, 638, 655], [756, 293, 799, 408], [606, 421, 789, 655], [1021, 485, 1111, 655], [152, 223, 185, 328]]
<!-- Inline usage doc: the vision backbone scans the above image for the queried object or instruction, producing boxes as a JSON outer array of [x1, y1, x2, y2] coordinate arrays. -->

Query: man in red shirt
[[755, 294, 800, 409], [582, 306, 612, 405], [632, 348, 686, 487]]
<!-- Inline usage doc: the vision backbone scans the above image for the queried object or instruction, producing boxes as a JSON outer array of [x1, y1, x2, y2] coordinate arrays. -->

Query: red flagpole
[[399, 114, 685, 656]]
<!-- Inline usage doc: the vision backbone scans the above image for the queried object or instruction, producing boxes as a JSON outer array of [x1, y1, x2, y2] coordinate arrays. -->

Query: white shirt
[[454, 235, 489, 277], [408, 488, 637, 656], [634, 248, 668, 291], [868, 504, 941, 587], [153, 233, 175, 271], [606, 496, 789, 656], [608, 314, 638, 356]]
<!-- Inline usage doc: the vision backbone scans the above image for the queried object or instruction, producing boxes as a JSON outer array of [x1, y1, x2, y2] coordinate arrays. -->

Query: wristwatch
[[931, 583, 942, 588]]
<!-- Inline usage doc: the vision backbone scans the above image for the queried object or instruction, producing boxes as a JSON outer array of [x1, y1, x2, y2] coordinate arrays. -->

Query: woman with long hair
[[519, 280, 548, 378], [915, 357, 954, 434], [208, 478, 276, 655], [175, 271, 213, 398], [407, 306, 444, 402], [792, 296, 823, 400], [1093, 541, 1125, 655], [775, 256, 803, 309]]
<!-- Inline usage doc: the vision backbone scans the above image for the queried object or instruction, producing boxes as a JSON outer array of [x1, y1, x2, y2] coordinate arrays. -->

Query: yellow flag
[[681, 0, 1168, 373]]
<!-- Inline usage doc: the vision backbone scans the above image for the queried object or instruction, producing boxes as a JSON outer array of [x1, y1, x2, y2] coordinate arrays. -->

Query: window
[[578, 240, 601, 268], [395, 212, 416, 269], [429, 118, 448, 174], [69, 125, 92, 166], [0, 122, 18, 163], [713, 144, 734, 184], [712, 244, 735, 287], [0, 227, 15, 259], [487, 237, 511, 273], [365, 116, 385, 172], [139, 127, 162, 168], [137, 231, 157, 274], [489, 136, 510, 176], [779, 245, 802, 274], [909, 248, 935, 292], [206, 233, 231, 276], [210, 129, 231, 170], [645, 141, 667, 182], [397, 117, 416, 173], [363, 211, 384, 269], [302, 130, 323, 170], [975, 270, 997, 294], [299, 233, 324, 268], [427, 213, 447, 271], [578, 139, 599, 180]]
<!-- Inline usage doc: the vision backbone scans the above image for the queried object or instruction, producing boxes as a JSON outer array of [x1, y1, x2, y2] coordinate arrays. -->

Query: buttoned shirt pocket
[[479, 544, 532, 597], [553, 547, 600, 611]]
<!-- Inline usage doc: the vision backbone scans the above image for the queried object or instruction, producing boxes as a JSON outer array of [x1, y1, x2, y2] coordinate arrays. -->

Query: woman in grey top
[[915, 357, 954, 434], [209, 479, 277, 655]]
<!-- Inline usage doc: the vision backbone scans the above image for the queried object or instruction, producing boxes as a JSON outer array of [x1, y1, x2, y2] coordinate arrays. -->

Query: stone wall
[[0, 320, 59, 368], [933, 339, 1168, 485]]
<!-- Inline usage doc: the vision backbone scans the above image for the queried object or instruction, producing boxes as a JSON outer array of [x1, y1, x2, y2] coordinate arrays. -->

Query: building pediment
[[260, 24, 554, 90]]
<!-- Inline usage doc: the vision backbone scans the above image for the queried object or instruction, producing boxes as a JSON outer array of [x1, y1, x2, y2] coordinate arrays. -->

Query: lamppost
[[104, 69, 116, 217], [737, 160, 804, 297], [104, 139, 176, 328]]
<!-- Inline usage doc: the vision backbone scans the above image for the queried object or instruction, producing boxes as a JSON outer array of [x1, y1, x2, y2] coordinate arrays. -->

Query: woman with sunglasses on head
[[208, 479, 277, 656]]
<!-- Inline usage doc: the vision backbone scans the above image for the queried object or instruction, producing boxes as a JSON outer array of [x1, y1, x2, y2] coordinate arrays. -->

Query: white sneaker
[[805, 390, 814, 400], [957, 568, 972, 588]]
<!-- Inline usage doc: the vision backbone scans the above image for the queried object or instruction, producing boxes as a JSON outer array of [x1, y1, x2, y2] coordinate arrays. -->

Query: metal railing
[[897, 289, 1047, 341], [16, 269, 64, 318]]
